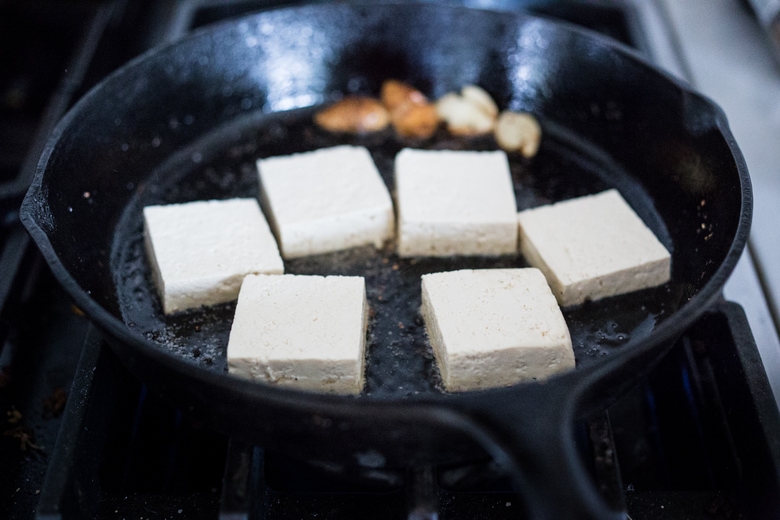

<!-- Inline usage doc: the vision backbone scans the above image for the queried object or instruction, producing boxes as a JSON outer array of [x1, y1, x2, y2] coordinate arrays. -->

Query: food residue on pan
[[42, 388, 68, 418], [3, 407, 44, 452]]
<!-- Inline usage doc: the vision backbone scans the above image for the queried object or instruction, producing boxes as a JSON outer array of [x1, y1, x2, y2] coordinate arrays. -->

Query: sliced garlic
[[381, 79, 428, 112], [392, 102, 440, 139], [461, 85, 499, 118], [380, 79, 440, 139], [314, 97, 390, 134], [436, 93, 495, 135], [494, 111, 542, 158]]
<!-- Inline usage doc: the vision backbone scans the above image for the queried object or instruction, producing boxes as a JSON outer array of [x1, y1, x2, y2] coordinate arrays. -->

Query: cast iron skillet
[[21, 4, 750, 519]]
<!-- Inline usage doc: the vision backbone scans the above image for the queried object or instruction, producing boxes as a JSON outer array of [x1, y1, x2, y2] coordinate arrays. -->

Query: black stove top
[[1, 1, 779, 519]]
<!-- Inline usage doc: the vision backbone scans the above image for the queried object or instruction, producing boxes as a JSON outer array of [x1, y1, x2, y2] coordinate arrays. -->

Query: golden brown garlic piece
[[381, 80, 427, 112], [314, 97, 390, 134], [381, 79, 440, 139], [494, 111, 542, 158], [461, 85, 498, 118]]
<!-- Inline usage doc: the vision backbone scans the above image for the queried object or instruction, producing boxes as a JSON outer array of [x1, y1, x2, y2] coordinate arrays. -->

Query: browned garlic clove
[[391, 102, 440, 139], [381, 79, 428, 112], [380, 80, 440, 139], [314, 97, 390, 134]]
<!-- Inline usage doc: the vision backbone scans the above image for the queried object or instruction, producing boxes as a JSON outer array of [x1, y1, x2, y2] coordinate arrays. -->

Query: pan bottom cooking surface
[[111, 106, 680, 398]]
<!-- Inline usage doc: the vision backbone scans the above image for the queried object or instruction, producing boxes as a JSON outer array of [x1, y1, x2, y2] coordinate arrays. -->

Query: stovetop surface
[[1, 1, 779, 519], [658, 0, 780, 412]]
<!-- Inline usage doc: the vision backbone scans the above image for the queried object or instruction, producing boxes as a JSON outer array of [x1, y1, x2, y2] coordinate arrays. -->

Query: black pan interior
[[27, 4, 746, 402], [111, 105, 678, 399]]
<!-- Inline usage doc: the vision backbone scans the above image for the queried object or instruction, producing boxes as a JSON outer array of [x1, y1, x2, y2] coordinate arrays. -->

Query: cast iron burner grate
[[25, 303, 780, 519]]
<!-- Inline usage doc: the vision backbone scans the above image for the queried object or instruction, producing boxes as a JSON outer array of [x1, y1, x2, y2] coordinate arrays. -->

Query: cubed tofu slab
[[256, 145, 394, 259], [421, 268, 574, 391], [395, 148, 518, 257], [143, 198, 284, 315], [517, 189, 671, 307], [227, 274, 367, 394]]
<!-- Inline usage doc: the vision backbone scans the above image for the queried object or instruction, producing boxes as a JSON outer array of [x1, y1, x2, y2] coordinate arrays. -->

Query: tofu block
[[517, 189, 671, 306], [395, 148, 518, 257], [421, 268, 574, 391], [227, 274, 367, 394], [256, 145, 394, 259], [143, 198, 283, 314]]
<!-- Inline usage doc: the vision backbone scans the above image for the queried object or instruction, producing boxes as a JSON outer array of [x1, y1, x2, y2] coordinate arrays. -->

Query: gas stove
[[1, 1, 779, 519]]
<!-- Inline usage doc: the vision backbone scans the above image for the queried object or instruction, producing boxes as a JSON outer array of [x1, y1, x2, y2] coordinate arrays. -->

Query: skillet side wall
[[37, 6, 739, 315], [24, 4, 746, 468], [532, 31, 740, 298]]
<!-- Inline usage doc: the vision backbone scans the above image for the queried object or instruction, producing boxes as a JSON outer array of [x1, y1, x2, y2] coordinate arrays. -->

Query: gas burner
[[24, 304, 780, 519]]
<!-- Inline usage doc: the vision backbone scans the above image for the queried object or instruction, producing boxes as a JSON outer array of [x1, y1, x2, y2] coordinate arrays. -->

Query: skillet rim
[[19, 3, 752, 413]]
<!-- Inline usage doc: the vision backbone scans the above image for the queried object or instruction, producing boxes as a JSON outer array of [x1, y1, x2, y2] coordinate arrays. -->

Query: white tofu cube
[[421, 268, 574, 391], [517, 189, 671, 306], [394, 148, 518, 257], [256, 145, 394, 259], [143, 198, 283, 314], [227, 274, 367, 394]]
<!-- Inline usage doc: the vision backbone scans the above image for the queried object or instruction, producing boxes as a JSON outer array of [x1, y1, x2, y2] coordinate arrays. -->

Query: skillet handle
[[437, 381, 625, 520]]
